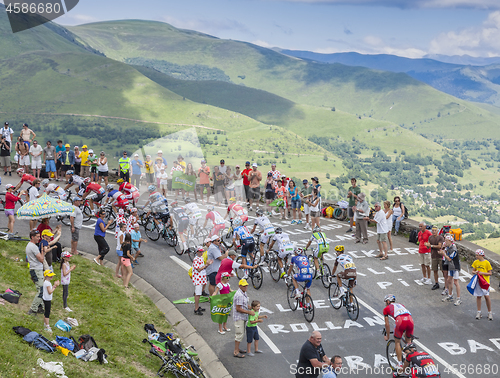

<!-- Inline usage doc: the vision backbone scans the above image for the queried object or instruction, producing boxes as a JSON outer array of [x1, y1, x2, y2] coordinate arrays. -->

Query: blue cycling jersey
[[233, 225, 253, 240], [292, 255, 310, 275]]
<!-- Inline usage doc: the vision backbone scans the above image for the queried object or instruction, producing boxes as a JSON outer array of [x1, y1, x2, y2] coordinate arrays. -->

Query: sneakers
[[64, 307, 72, 312], [431, 283, 440, 290], [441, 288, 449, 296], [247, 352, 255, 357], [488, 312, 493, 321], [297, 220, 303, 225], [424, 278, 433, 285], [304, 224, 311, 230], [93, 258, 100, 265], [346, 228, 353, 233], [291, 220, 296, 224], [476, 311, 482, 320], [442, 295, 454, 302], [420, 277, 426, 283], [294, 290, 301, 299], [44, 326, 52, 333], [201, 291, 209, 297], [280, 271, 287, 278], [454, 298, 462, 306]]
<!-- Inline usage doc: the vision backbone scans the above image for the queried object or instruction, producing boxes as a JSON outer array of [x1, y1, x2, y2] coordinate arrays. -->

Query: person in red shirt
[[225, 198, 249, 223], [4, 184, 26, 234], [37, 218, 63, 263], [275, 179, 288, 219], [81, 182, 105, 215], [417, 222, 433, 285], [14, 168, 36, 191], [118, 179, 139, 205], [241, 161, 252, 207], [198, 159, 211, 205]]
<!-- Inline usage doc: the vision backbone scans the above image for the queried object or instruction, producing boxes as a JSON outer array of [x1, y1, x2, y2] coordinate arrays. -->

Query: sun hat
[[44, 270, 55, 277], [238, 279, 249, 286]]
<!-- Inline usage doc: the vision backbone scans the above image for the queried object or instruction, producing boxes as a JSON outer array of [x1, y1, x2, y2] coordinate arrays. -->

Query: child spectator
[[246, 300, 267, 356], [192, 247, 211, 316], [131, 223, 147, 263], [42, 270, 60, 333], [441, 235, 462, 306], [471, 249, 493, 320], [213, 272, 232, 334], [121, 233, 133, 288], [157, 167, 168, 197], [60, 251, 75, 312], [115, 223, 126, 278]]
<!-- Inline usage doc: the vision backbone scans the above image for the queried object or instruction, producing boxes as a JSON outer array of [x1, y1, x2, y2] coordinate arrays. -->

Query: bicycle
[[328, 275, 359, 320], [234, 248, 263, 290], [186, 223, 209, 248], [220, 218, 240, 249], [286, 279, 315, 322], [144, 218, 180, 252], [382, 328, 419, 372], [307, 251, 331, 288], [268, 251, 292, 282], [0, 230, 30, 242]]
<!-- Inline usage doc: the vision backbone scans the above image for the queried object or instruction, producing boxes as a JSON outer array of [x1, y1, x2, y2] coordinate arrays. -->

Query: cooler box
[[450, 228, 462, 241]]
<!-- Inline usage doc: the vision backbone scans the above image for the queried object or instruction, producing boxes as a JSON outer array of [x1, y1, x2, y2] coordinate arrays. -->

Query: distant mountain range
[[278, 49, 500, 107]]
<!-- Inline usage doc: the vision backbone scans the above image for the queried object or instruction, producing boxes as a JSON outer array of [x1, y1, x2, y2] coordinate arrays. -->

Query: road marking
[[355, 297, 467, 378], [170, 255, 192, 271]]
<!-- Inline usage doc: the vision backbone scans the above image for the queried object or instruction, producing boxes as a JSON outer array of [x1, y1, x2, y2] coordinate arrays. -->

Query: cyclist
[[143, 185, 171, 228], [232, 217, 255, 267], [224, 197, 248, 223], [14, 168, 36, 191], [331, 245, 357, 305], [249, 208, 275, 265], [81, 181, 106, 215], [64, 170, 86, 194], [117, 178, 139, 206], [184, 198, 202, 235], [383, 294, 415, 370], [304, 226, 329, 277], [203, 205, 226, 238], [399, 343, 440, 378], [105, 184, 129, 212], [266, 227, 294, 278], [170, 201, 190, 252], [41, 179, 67, 200], [287, 248, 313, 300]]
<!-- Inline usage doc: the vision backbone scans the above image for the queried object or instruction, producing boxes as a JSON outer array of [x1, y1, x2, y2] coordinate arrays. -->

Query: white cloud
[[429, 10, 500, 56], [269, 0, 500, 9]]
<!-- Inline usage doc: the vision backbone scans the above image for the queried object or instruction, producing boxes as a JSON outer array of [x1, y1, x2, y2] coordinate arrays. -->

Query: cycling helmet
[[313, 226, 321, 232], [66, 170, 74, 176], [233, 218, 242, 227], [41, 179, 49, 187], [403, 343, 417, 353], [275, 227, 283, 234], [334, 245, 345, 253], [171, 201, 178, 207], [384, 294, 396, 303], [116, 179, 124, 184], [255, 208, 264, 216], [106, 184, 114, 191], [148, 185, 156, 192], [16, 168, 24, 174], [207, 205, 214, 212], [83, 177, 91, 184], [184, 198, 191, 203]]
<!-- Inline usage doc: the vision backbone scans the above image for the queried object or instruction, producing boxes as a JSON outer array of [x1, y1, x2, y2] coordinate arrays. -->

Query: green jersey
[[247, 311, 259, 328]]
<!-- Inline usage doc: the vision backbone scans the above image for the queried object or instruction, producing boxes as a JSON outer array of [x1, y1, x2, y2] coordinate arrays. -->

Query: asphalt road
[[3, 175, 500, 378]]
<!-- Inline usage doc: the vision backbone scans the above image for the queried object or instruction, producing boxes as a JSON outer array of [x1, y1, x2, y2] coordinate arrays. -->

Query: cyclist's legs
[[394, 336, 403, 364]]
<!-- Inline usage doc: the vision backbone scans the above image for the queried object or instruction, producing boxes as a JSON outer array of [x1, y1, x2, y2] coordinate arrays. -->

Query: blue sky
[[5, 0, 500, 58]]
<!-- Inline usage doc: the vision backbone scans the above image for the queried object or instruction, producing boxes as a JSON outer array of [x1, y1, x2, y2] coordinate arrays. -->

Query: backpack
[[77, 334, 98, 351], [402, 203, 409, 218], [2, 288, 22, 304], [13, 326, 31, 336], [23, 331, 56, 353], [56, 336, 76, 352], [409, 229, 418, 244], [54, 319, 71, 332]]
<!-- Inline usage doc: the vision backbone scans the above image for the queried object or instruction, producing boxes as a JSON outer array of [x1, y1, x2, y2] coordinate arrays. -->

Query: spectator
[[2, 121, 14, 142], [353, 192, 369, 244], [20, 123, 35, 148], [264, 173, 274, 214], [471, 249, 493, 320], [216, 250, 254, 284], [311, 176, 321, 203], [224, 165, 235, 202], [28, 179, 42, 231], [88, 149, 98, 182], [97, 151, 109, 186], [246, 300, 267, 356], [275, 178, 288, 220], [0, 135, 11, 176], [233, 278, 254, 358], [392, 196, 405, 235], [170, 160, 184, 199], [79, 145, 90, 178], [55, 140, 65, 179], [73, 146, 81, 175], [295, 331, 330, 378], [219, 159, 226, 175], [157, 167, 168, 197], [70, 196, 83, 256], [60, 143, 75, 183], [177, 154, 186, 171], [157, 150, 167, 166], [300, 179, 313, 230], [115, 222, 126, 278], [155, 156, 165, 188], [5, 184, 25, 234], [370, 202, 389, 260], [248, 163, 262, 211], [131, 223, 146, 261], [323, 356, 342, 378], [29, 140, 43, 179], [121, 233, 134, 288], [37, 220, 62, 263], [198, 159, 211, 205], [186, 163, 198, 201], [131, 153, 143, 188], [60, 251, 75, 312], [241, 161, 252, 206], [93, 210, 113, 266], [268, 163, 280, 189], [144, 155, 155, 184], [417, 222, 432, 285], [192, 247, 211, 315], [43, 141, 57, 180], [307, 188, 321, 230], [16, 136, 30, 174], [42, 269, 59, 333], [206, 235, 228, 295], [40, 229, 62, 270], [213, 165, 225, 206], [234, 165, 244, 201], [426, 226, 445, 290], [383, 200, 394, 252], [441, 235, 461, 305], [213, 272, 232, 334], [289, 180, 302, 224], [346, 178, 360, 233], [26, 230, 44, 316]]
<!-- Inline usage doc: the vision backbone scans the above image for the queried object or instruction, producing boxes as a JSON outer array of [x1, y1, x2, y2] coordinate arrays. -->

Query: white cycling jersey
[[273, 232, 294, 259], [185, 203, 202, 222], [335, 254, 356, 270], [46, 183, 66, 199]]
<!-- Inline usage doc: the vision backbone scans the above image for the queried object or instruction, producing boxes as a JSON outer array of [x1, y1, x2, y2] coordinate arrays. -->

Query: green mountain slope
[[69, 20, 500, 140]]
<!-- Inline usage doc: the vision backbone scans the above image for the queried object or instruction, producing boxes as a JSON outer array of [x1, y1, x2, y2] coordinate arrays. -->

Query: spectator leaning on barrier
[[417, 222, 432, 285]]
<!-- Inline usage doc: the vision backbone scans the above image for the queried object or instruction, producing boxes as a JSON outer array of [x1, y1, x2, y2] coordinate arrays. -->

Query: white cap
[[134, 153, 139, 157], [89, 149, 94, 154], [157, 150, 162, 153], [252, 163, 258, 167]]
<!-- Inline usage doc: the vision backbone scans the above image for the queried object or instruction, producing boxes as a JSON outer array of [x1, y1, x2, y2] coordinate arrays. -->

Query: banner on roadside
[[171, 171, 196, 191]]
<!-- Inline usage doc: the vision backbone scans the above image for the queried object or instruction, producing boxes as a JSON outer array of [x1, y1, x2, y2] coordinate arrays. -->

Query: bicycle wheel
[[386, 339, 399, 372], [235, 256, 245, 279], [346, 292, 359, 321], [186, 240, 197, 262], [287, 284, 298, 311], [321, 263, 331, 288], [302, 293, 315, 322], [307, 254, 317, 279], [268, 252, 281, 282], [104, 209, 116, 229], [251, 266, 263, 290], [328, 283, 342, 310], [82, 205, 93, 221], [145, 219, 161, 241]]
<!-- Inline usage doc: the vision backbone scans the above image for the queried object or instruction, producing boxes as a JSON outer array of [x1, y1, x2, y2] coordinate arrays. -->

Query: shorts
[[249, 187, 260, 200], [0, 156, 11, 167], [5, 209, 15, 217], [90, 166, 97, 173], [246, 326, 259, 343], [260, 232, 274, 245], [199, 183, 209, 190], [448, 270, 460, 279], [19, 155, 30, 166], [45, 159, 56, 172], [208, 272, 217, 286], [160, 183, 168, 191], [431, 258, 442, 271], [154, 213, 170, 224], [31, 159, 41, 169], [310, 210, 320, 218], [338, 269, 357, 288], [265, 191, 275, 200], [121, 257, 131, 267], [98, 171, 108, 177], [293, 273, 312, 288], [303, 203, 310, 215], [116, 249, 123, 257], [62, 165, 71, 172], [278, 247, 293, 260], [348, 207, 354, 218], [177, 219, 189, 233], [313, 247, 328, 259], [377, 233, 388, 242], [394, 314, 414, 339], [473, 284, 490, 297], [442, 260, 449, 272], [94, 192, 105, 203], [114, 199, 130, 209], [291, 199, 301, 210], [241, 238, 255, 257], [209, 224, 225, 238], [189, 216, 200, 226], [244, 185, 250, 200], [418, 253, 431, 266], [71, 228, 80, 242], [194, 284, 203, 296], [234, 319, 245, 342]]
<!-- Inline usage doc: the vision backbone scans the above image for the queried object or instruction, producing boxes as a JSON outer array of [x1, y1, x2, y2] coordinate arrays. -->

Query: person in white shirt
[[184, 198, 202, 235], [28, 179, 43, 231], [157, 167, 168, 196], [1, 122, 14, 142], [368, 202, 390, 260], [29, 140, 43, 179]]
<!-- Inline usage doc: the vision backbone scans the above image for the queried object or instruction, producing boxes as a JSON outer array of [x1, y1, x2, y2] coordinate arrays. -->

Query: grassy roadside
[[0, 240, 174, 378]]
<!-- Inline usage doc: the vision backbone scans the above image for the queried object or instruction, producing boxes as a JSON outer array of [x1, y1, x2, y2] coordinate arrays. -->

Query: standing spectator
[[42, 269, 59, 333], [206, 235, 228, 295], [248, 163, 262, 211], [26, 230, 44, 316], [20, 123, 35, 148], [5, 184, 25, 234], [471, 249, 493, 320], [241, 161, 252, 206], [131, 223, 147, 261], [131, 153, 143, 188], [55, 140, 65, 179], [16, 136, 30, 173], [170, 160, 184, 199], [156, 150, 167, 166], [2, 121, 14, 142], [121, 233, 134, 288], [426, 226, 445, 290], [268, 163, 281, 189], [370, 202, 389, 260], [29, 140, 43, 179], [88, 149, 98, 182], [70, 196, 83, 256], [383, 200, 394, 252], [118, 150, 130, 183], [198, 159, 211, 204], [233, 279, 254, 358], [186, 163, 198, 201], [353, 192, 369, 244], [192, 247, 212, 315], [218, 159, 227, 175], [0, 135, 11, 176], [97, 151, 109, 186], [295, 331, 330, 378], [307, 188, 321, 230], [155, 156, 166, 188], [323, 356, 343, 378], [417, 222, 432, 285], [60, 251, 75, 312], [93, 209, 113, 266], [289, 180, 302, 224], [346, 178, 360, 233], [275, 178, 288, 220], [73, 146, 81, 175], [213, 272, 233, 333], [60, 143, 75, 182], [28, 179, 42, 231], [224, 165, 235, 202], [79, 145, 90, 178], [300, 179, 313, 230], [234, 165, 244, 202], [213, 165, 225, 206], [43, 141, 57, 180], [311, 176, 321, 204], [391, 196, 405, 235], [157, 167, 168, 197], [144, 155, 155, 184], [246, 300, 267, 356], [264, 173, 274, 214], [115, 222, 126, 278], [177, 155, 186, 171], [441, 235, 461, 305]]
